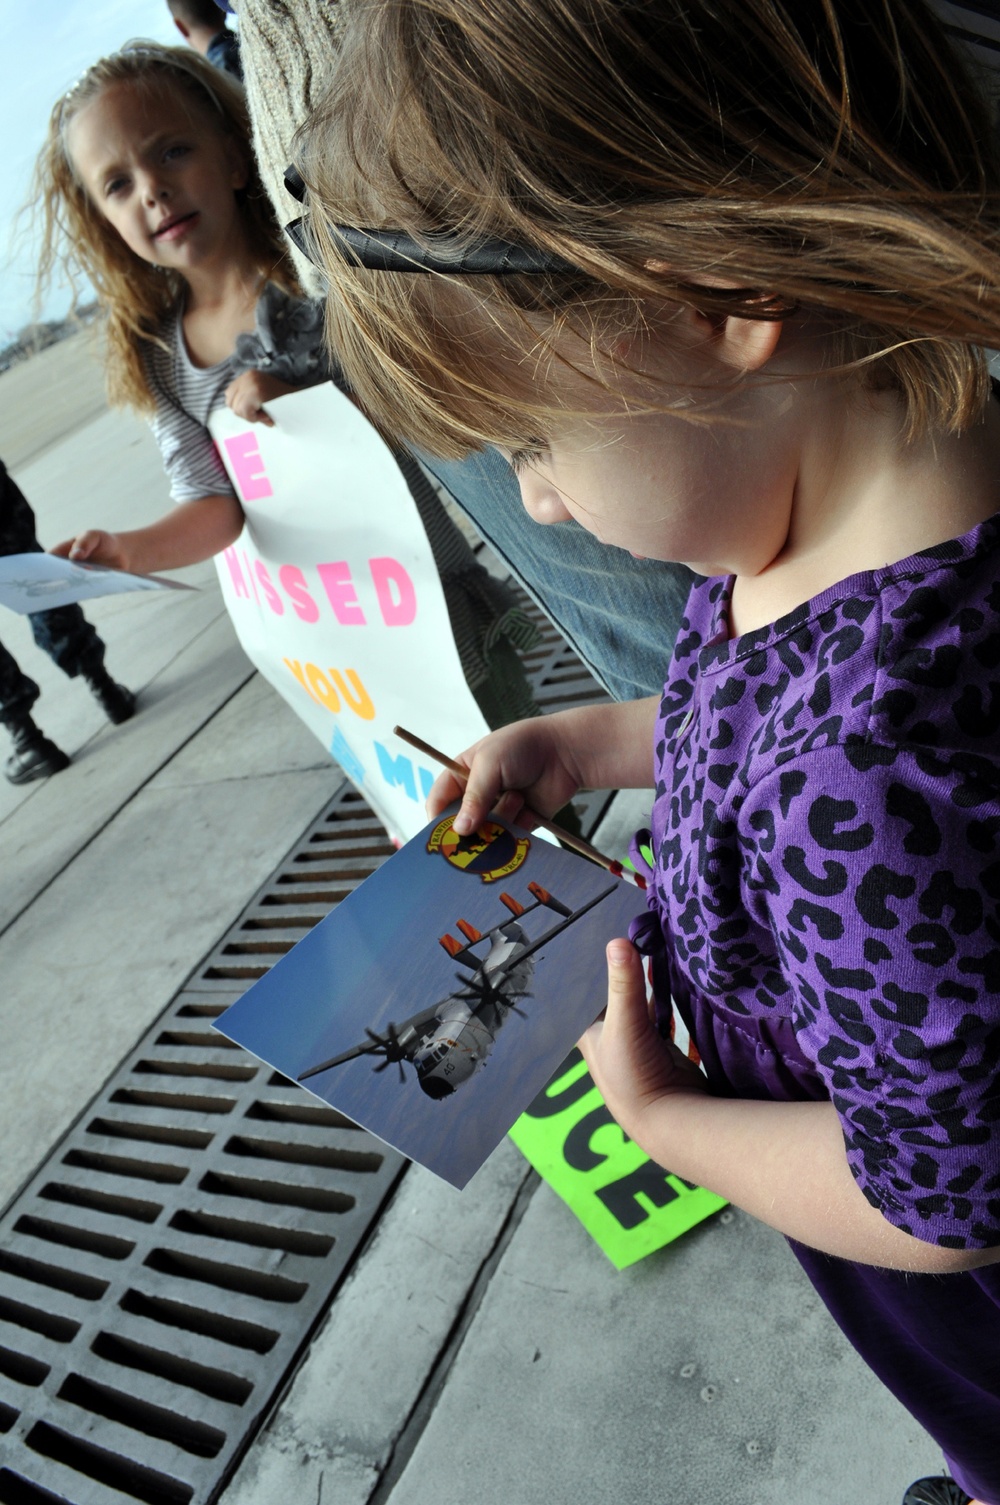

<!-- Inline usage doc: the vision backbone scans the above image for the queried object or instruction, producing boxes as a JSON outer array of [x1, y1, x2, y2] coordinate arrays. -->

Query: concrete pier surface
[[0, 333, 948, 1504]]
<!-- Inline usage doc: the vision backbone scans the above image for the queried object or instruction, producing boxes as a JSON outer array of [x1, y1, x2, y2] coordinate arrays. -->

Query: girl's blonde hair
[[32, 40, 299, 414], [298, 0, 1000, 457]]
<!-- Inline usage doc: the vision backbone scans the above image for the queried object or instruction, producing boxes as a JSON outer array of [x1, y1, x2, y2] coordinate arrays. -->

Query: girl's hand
[[580, 939, 706, 1141], [51, 530, 130, 571], [426, 716, 583, 835], [224, 370, 298, 426]]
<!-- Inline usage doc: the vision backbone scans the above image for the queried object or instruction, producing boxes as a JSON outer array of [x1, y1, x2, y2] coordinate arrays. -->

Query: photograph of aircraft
[[215, 807, 645, 1187], [297, 880, 617, 1099]]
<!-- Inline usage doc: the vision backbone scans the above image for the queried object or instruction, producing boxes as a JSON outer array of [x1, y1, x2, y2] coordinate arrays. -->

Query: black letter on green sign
[[524, 1049, 594, 1119], [596, 1164, 694, 1230], [563, 1105, 621, 1170]]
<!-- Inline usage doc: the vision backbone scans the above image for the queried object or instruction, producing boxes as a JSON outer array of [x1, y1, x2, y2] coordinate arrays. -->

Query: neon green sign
[[509, 1049, 727, 1269]]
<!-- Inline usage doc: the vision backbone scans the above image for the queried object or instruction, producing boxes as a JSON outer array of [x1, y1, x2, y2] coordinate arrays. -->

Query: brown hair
[[31, 40, 298, 414], [298, 0, 1000, 457]]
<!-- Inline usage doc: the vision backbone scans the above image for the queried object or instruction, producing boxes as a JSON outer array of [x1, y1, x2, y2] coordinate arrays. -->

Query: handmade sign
[[215, 807, 646, 1190], [0, 553, 190, 614], [209, 388, 490, 844], [510, 1050, 727, 1269]]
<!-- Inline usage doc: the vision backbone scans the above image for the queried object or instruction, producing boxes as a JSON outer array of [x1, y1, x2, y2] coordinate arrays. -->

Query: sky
[[0, 0, 195, 342]]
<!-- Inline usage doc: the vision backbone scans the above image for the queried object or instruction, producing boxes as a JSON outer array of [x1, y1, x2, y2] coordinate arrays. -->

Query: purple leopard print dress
[[640, 514, 1000, 1500]]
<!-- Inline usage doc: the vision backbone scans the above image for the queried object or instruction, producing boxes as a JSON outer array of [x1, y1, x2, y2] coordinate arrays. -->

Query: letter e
[[371, 557, 416, 626], [317, 562, 366, 625], [223, 432, 273, 500]]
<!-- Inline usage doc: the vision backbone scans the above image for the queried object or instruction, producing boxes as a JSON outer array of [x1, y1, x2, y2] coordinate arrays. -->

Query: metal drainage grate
[[0, 604, 613, 1504], [0, 787, 407, 1505]]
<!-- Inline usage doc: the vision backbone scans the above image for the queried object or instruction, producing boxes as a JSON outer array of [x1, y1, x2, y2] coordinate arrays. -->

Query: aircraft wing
[[484, 882, 618, 981], [298, 1039, 384, 1082], [297, 1000, 450, 1084]]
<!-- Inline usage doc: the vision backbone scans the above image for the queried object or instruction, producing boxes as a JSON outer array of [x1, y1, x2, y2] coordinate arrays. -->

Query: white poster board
[[209, 385, 490, 845]]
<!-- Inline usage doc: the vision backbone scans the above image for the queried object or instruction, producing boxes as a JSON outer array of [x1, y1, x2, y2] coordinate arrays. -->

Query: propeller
[[456, 968, 533, 1019], [365, 1022, 408, 1083]]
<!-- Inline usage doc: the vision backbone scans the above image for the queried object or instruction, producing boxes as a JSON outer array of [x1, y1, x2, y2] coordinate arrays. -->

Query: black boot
[[903, 1480, 973, 1505], [85, 666, 137, 725], [4, 716, 71, 785]]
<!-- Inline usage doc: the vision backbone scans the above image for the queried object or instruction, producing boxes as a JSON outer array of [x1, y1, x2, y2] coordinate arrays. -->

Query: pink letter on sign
[[222, 547, 249, 600], [280, 565, 320, 624], [317, 562, 366, 625], [371, 557, 416, 626], [223, 433, 273, 500]]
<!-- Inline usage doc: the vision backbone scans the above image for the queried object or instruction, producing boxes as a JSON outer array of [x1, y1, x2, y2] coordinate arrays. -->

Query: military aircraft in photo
[[297, 880, 617, 1100]]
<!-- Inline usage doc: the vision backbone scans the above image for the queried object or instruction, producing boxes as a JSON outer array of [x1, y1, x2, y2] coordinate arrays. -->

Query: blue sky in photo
[[0, 1, 199, 341]]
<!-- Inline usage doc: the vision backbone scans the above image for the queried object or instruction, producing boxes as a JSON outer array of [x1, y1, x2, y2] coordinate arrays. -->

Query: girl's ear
[[645, 260, 786, 371], [224, 136, 250, 193], [714, 308, 783, 372]]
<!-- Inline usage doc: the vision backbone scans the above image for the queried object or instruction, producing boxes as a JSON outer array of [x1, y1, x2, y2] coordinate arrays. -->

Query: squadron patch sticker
[[426, 814, 530, 884]]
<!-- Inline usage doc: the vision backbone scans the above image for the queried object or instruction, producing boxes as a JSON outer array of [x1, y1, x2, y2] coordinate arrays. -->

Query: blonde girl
[[33, 41, 318, 575], [291, 3, 1000, 1501]]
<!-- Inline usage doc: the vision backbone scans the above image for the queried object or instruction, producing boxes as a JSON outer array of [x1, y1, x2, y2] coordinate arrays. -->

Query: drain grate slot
[[61, 1150, 189, 1187], [118, 1290, 278, 1354], [0, 1473, 73, 1505], [167, 1209, 333, 1259], [131, 1059, 256, 1082], [141, 1249, 307, 1305], [0, 1348, 49, 1389], [12, 1217, 134, 1264], [37, 1181, 163, 1225], [60, 1372, 227, 1460], [0, 1298, 79, 1345], [197, 1169, 355, 1214], [25, 1421, 194, 1505], [109, 1089, 236, 1115], [87, 1119, 215, 1152], [221, 1135, 383, 1173], [91, 1332, 253, 1407], [0, 1252, 108, 1304], [243, 1098, 355, 1128]]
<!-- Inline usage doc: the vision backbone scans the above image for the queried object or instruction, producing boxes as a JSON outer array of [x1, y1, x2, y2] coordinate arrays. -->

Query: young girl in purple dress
[[290, 2, 1000, 1500]]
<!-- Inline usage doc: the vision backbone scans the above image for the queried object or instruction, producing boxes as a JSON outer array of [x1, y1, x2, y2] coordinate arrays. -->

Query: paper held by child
[[214, 806, 646, 1190], [0, 553, 194, 615]]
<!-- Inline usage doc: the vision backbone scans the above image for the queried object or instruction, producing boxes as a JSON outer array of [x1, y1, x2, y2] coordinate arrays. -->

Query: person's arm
[[225, 369, 303, 428], [581, 940, 1000, 1274], [51, 492, 244, 575], [427, 696, 660, 834]]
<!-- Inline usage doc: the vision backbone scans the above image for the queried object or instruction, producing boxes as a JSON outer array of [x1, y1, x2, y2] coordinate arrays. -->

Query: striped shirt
[[143, 283, 330, 503]]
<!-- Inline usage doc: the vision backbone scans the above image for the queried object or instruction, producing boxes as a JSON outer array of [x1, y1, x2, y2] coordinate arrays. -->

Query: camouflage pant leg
[[28, 603, 105, 679], [0, 636, 40, 727], [0, 457, 106, 680]]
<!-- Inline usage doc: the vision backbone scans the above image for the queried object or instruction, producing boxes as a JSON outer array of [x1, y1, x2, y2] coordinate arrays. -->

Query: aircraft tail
[[527, 881, 572, 917]]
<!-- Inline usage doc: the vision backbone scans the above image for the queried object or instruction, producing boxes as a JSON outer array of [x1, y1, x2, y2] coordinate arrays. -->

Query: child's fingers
[[426, 766, 468, 818], [454, 760, 517, 834], [578, 939, 647, 1074], [55, 530, 105, 563], [603, 937, 650, 1047], [581, 939, 703, 1118]]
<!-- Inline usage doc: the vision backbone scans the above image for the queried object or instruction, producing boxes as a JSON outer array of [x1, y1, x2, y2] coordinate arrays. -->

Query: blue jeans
[[418, 447, 694, 702]]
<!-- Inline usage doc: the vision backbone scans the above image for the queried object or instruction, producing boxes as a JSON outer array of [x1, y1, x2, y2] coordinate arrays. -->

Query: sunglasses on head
[[283, 164, 575, 276]]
